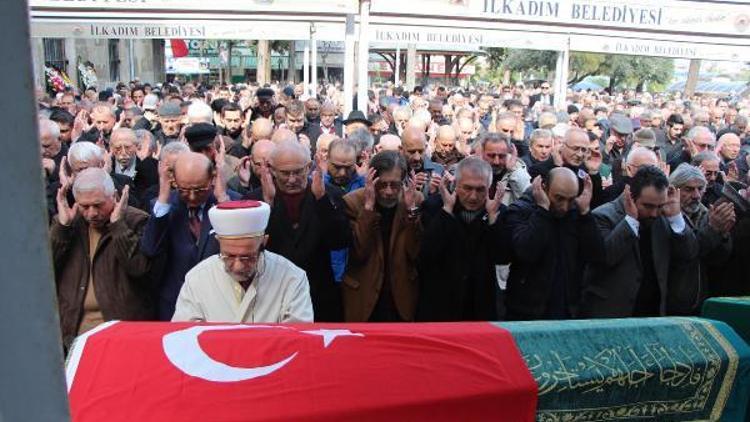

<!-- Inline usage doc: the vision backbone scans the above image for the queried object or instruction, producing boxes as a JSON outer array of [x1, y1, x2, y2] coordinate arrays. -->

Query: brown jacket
[[51, 206, 154, 348], [342, 189, 422, 322]]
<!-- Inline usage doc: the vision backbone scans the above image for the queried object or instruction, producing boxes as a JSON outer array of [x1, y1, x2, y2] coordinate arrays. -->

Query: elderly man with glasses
[[248, 141, 351, 322], [173, 200, 314, 323], [529, 128, 606, 207], [668, 126, 716, 169], [140, 152, 241, 320]]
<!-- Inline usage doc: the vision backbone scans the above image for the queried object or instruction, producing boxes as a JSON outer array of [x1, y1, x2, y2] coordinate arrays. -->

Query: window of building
[[108, 39, 120, 81], [42, 38, 66, 70]]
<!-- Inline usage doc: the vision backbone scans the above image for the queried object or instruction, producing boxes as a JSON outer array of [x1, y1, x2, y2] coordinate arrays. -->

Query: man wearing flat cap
[[172, 200, 314, 323], [342, 110, 372, 137], [251, 88, 276, 121], [153, 102, 184, 146], [185, 122, 239, 185], [603, 113, 633, 168], [185, 122, 219, 154]]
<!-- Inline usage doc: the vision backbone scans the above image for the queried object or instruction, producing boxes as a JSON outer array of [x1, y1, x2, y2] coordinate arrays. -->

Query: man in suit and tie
[[306, 102, 342, 151], [580, 165, 699, 318], [529, 81, 554, 110], [140, 151, 239, 320]]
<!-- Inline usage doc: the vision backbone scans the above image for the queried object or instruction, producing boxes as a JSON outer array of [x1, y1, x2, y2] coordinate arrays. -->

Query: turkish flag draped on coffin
[[67, 322, 537, 422]]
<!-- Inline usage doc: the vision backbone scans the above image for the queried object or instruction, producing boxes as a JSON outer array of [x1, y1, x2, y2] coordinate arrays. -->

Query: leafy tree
[[502, 50, 557, 76], [495, 50, 673, 91]]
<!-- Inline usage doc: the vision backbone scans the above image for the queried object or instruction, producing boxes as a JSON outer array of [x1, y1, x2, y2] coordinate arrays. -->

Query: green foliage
[[483, 47, 509, 68], [597, 55, 674, 91], [503, 50, 558, 74], [482, 49, 674, 91], [568, 53, 606, 84]]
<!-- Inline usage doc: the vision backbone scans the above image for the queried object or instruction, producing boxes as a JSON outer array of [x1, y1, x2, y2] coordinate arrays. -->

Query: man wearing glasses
[[140, 152, 240, 320], [249, 141, 351, 322], [529, 82, 554, 109], [172, 200, 314, 323], [668, 126, 716, 170], [529, 128, 605, 207]]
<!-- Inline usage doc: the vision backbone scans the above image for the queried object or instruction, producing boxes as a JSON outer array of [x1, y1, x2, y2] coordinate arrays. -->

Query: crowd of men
[[37, 79, 750, 349]]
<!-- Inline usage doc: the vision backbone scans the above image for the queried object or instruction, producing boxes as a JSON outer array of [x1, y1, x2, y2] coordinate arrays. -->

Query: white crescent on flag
[[162, 325, 364, 383]]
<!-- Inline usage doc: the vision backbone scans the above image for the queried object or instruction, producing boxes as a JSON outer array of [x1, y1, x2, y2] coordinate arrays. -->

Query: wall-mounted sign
[[369, 24, 568, 51], [370, 0, 750, 38], [30, 0, 358, 14], [569, 34, 750, 61], [31, 20, 347, 41]]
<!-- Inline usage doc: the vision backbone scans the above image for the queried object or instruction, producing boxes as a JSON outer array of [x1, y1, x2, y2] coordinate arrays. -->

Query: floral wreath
[[44, 63, 73, 94], [78, 61, 98, 90]]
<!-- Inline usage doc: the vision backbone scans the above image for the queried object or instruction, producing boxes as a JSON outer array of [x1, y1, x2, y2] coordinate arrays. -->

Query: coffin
[[500, 317, 750, 422]]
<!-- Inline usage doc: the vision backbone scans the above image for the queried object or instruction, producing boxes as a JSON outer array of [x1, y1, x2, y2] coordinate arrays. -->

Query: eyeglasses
[[176, 186, 211, 195], [541, 86, 551, 90], [273, 167, 308, 179], [219, 252, 261, 266]]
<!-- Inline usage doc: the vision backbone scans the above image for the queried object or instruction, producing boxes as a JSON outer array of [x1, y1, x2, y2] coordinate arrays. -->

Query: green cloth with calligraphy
[[499, 318, 750, 421], [703, 297, 750, 346]]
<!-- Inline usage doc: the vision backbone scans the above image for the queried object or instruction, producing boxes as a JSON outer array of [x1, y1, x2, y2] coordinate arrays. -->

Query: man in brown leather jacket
[[51, 167, 154, 349]]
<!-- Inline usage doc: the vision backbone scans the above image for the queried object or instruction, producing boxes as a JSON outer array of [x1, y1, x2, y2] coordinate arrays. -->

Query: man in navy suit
[[140, 151, 239, 320]]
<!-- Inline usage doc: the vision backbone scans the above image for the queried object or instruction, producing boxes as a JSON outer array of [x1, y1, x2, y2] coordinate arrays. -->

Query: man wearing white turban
[[172, 200, 314, 323]]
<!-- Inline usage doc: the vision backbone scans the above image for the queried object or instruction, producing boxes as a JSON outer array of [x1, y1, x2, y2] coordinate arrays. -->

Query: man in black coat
[[248, 141, 351, 322], [110, 128, 159, 209], [504, 167, 603, 320], [418, 157, 508, 321], [580, 166, 699, 318], [528, 128, 605, 208], [49, 141, 138, 219]]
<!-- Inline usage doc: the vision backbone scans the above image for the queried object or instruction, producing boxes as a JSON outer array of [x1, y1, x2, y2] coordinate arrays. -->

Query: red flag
[[68, 322, 537, 421], [170, 39, 189, 58]]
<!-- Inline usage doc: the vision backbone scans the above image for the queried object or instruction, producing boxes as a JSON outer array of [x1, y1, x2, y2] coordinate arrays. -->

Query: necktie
[[188, 208, 201, 242]]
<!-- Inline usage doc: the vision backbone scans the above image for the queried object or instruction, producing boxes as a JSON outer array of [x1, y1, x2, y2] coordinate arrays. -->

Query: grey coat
[[580, 195, 699, 318], [667, 204, 732, 315]]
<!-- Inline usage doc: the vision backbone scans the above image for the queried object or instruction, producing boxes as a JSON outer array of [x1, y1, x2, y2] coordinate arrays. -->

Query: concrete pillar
[[151, 39, 166, 84], [64, 38, 78, 88], [310, 26, 318, 97], [553, 45, 569, 111], [395, 45, 401, 86], [30, 38, 46, 91], [122, 39, 159, 84], [303, 42, 310, 94], [76, 38, 112, 89], [356, 0, 371, 113], [1, 1, 71, 420], [257, 39, 271, 85], [116, 39, 127, 82], [288, 41, 297, 84], [343, 14, 356, 116], [685, 59, 701, 98], [405, 43, 417, 91]]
